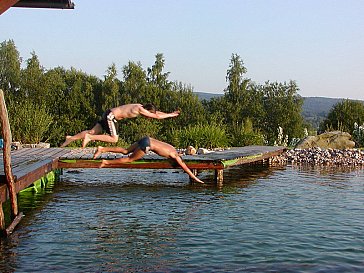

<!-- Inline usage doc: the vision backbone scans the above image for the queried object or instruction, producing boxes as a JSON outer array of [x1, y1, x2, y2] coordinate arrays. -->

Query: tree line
[[1, 39, 363, 148]]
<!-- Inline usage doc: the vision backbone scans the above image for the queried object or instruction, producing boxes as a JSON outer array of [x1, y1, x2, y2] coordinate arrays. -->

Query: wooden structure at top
[[0, 0, 75, 15]]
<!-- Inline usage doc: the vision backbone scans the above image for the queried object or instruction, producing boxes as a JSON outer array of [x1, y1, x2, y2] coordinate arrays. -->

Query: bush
[[172, 122, 229, 149], [9, 100, 52, 144], [229, 118, 265, 146]]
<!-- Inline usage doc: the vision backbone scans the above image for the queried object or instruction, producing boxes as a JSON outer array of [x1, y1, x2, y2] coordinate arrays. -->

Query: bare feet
[[82, 133, 92, 148], [60, 136, 73, 148], [99, 159, 107, 168], [93, 146, 104, 159]]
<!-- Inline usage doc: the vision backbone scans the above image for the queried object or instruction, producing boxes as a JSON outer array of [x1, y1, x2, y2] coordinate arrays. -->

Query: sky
[[1, 0, 364, 100]]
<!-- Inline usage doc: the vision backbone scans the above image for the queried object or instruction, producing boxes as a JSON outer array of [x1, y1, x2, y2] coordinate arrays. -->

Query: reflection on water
[[0, 165, 363, 272]]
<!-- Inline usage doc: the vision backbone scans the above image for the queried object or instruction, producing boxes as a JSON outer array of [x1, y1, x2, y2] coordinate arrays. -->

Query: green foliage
[[0, 40, 21, 96], [119, 117, 162, 144], [171, 122, 229, 149], [1, 40, 309, 149], [260, 80, 305, 144], [229, 118, 265, 146], [352, 123, 364, 148], [8, 100, 53, 143], [319, 99, 364, 134]]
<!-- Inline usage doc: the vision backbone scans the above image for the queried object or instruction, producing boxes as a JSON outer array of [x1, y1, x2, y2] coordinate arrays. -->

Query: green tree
[[261, 80, 304, 144], [120, 61, 148, 104], [319, 99, 364, 133], [20, 51, 45, 100], [223, 53, 251, 126], [101, 63, 120, 112], [0, 40, 21, 97]]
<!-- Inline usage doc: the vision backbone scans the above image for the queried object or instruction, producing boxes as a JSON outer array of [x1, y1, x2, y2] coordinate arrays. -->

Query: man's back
[[111, 104, 143, 120]]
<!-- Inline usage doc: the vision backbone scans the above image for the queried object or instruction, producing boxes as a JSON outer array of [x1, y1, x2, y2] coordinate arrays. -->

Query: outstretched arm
[[174, 156, 204, 184], [139, 107, 180, 119]]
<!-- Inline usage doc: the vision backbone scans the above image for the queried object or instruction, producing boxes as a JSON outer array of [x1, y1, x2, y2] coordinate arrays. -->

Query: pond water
[[0, 164, 363, 272]]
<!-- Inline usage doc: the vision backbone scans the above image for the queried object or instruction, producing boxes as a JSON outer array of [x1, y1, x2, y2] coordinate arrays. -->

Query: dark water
[[1, 164, 363, 273]]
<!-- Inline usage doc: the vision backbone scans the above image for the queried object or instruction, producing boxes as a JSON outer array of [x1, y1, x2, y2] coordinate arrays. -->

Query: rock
[[186, 145, 196, 155], [295, 131, 355, 150], [197, 148, 210, 154]]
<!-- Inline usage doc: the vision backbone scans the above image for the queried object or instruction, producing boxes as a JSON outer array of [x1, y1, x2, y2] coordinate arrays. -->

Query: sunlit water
[[1, 164, 363, 272]]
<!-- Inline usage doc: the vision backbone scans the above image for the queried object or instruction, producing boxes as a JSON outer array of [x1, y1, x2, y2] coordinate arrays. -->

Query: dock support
[[215, 169, 223, 186], [0, 201, 4, 231], [189, 169, 198, 183], [0, 89, 21, 236]]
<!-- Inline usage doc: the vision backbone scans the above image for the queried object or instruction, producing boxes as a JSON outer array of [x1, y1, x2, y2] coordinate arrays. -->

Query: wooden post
[[215, 169, 223, 186], [189, 169, 198, 183], [0, 202, 4, 232], [0, 90, 18, 218]]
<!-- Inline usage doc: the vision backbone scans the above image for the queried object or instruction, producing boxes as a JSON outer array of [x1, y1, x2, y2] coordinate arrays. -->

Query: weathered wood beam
[[0, 90, 18, 218], [57, 159, 225, 170], [0, 0, 19, 15], [215, 169, 223, 186], [4, 212, 24, 236], [0, 202, 4, 231]]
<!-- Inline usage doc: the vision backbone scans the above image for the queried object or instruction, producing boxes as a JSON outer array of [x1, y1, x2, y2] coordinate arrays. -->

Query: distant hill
[[194, 91, 222, 101], [301, 97, 343, 128], [194, 91, 356, 129]]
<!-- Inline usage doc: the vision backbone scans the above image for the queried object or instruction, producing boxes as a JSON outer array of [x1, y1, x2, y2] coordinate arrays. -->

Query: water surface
[[0, 165, 363, 272]]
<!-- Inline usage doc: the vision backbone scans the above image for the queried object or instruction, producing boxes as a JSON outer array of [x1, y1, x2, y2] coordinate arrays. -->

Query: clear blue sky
[[1, 0, 364, 100]]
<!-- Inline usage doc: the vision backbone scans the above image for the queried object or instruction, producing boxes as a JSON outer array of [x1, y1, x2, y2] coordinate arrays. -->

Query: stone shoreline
[[271, 147, 364, 166]]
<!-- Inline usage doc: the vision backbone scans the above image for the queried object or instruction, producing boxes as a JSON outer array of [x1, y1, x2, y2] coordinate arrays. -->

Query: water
[[1, 165, 364, 272]]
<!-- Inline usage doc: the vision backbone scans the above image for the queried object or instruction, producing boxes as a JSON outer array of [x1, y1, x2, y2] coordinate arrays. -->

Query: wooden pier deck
[[0, 145, 285, 203]]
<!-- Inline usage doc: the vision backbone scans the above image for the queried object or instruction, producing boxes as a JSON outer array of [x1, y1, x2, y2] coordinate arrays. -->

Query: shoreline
[[271, 147, 364, 166]]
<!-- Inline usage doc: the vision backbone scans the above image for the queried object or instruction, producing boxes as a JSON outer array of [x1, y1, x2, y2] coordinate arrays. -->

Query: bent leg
[[100, 148, 146, 167], [61, 124, 102, 148], [93, 146, 129, 159], [83, 133, 118, 148]]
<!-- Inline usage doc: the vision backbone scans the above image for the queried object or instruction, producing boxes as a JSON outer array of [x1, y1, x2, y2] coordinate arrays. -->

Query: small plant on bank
[[352, 122, 364, 148], [274, 126, 288, 147]]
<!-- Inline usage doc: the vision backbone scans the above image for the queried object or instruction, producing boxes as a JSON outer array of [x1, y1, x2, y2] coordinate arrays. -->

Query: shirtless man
[[93, 136, 204, 184], [60, 103, 180, 148]]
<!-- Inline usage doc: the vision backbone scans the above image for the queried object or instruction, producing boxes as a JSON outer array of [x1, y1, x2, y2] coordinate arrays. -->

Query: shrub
[[173, 122, 229, 149], [8, 100, 52, 144], [229, 118, 265, 146]]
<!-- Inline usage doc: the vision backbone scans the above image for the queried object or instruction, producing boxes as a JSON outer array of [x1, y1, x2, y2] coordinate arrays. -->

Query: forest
[[1, 39, 363, 149]]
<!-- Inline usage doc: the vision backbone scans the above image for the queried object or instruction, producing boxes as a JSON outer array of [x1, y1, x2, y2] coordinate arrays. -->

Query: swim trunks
[[97, 109, 118, 136], [138, 136, 151, 153]]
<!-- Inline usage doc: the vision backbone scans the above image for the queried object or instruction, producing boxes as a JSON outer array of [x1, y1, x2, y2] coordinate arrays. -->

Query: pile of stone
[[272, 147, 364, 166]]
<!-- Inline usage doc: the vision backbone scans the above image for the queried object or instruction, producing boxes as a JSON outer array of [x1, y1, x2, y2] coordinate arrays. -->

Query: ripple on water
[[0, 166, 363, 272]]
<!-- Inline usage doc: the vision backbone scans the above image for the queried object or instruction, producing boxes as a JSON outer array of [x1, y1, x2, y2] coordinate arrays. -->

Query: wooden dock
[[0, 145, 285, 236], [0, 145, 285, 203]]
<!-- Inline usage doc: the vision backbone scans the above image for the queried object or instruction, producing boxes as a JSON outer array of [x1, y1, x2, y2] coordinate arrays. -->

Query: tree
[[0, 40, 21, 97], [261, 81, 304, 144], [20, 51, 45, 100], [319, 99, 364, 133], [101, 63, 120, 112]]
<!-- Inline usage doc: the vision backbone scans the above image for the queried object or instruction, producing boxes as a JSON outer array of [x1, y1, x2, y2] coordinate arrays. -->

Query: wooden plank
[[57, 159, 224, 170]]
